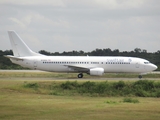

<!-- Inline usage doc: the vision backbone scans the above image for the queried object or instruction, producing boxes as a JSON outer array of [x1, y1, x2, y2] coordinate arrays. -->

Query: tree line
[[0, 48, 160, 70]]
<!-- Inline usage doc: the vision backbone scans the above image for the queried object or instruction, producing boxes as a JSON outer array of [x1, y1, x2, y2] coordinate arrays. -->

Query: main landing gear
[[77, 73, 83, 78], [138, 75, 142, 79]]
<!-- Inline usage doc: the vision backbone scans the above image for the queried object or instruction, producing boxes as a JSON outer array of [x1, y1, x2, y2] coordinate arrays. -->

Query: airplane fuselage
[[11, 56, 156, 74]]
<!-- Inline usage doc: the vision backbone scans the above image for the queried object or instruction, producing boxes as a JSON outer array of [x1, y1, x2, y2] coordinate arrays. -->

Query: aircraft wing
[[64, 65, 90, 72]]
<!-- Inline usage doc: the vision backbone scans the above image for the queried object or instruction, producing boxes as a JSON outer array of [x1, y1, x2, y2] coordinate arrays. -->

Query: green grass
[[0, 71, 160, 120], [0, 71, 160, 78], [0, 79, 160, 120]]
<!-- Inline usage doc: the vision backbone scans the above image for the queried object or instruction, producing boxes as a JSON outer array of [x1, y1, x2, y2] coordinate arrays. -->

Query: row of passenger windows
[[42, 61, 130, 64], [106, 62, 130, 64], [43, 62, 89, 64]]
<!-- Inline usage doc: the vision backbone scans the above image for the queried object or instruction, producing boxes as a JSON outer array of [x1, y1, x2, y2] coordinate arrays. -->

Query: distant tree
[[156, 50, 160, 54], [54, 52, 60, 56], [79, 50, 84, 55], [113, 49, 119, 55], [134, 48, 142, 53], [103, 48, 112, 55], [142, 49, 147, 53], [39, 50, 51, 55]]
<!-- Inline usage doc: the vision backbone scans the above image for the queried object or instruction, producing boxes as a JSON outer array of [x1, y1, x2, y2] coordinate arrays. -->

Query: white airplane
[[5, 31, 157, 78]]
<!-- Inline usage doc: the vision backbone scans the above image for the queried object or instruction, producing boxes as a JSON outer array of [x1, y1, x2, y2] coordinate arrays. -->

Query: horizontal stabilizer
[[4, 55, 24, 60]]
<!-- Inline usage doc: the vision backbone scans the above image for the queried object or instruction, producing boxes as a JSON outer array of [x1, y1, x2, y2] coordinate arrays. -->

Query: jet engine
[[89, 68, 104, 76]]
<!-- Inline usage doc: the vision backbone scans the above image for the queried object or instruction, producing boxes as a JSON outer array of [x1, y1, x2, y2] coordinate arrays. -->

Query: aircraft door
[[135, 61, 140, 68], [33, 60, 38, 69]]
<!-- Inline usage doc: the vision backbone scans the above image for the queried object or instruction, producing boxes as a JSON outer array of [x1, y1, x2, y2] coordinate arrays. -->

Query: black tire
[[78, 73, 83, 78], [138, 75, 142, 79]]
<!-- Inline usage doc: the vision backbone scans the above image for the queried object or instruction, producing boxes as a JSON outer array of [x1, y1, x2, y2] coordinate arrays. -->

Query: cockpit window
[[144, 62, 150, 64]]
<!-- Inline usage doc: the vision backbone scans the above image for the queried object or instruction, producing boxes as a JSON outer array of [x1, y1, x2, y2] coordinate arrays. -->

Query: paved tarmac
[[0, 77, 159, 81], [0, 70, 159, 81], [0, 70, 46, 72], [0, 70, 160, 74]]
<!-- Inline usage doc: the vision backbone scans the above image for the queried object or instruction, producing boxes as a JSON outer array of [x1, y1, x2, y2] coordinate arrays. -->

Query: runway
[[0, 70, 46, 72], [0, 70, 160, 73], [0, 70, 159, 81]]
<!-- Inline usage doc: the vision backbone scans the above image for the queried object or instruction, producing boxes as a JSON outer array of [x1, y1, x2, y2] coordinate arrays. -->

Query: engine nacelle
[[89, 68, 104, 76]]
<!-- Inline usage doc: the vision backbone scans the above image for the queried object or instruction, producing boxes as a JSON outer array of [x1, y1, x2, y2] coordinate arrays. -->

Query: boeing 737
[[5, 31, 157, 78]]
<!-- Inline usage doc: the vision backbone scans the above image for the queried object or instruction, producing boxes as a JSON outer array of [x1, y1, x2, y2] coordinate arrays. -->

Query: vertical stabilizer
[[8, 31, 43, 57]]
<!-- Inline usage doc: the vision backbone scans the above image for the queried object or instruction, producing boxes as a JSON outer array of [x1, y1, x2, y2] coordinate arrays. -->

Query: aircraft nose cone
[[152, 64, 158, 71]]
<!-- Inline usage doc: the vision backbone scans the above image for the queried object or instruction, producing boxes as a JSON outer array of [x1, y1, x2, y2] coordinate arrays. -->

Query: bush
[[24, 80, 160, 97], [134, 89, 150, 97], [113, 81, 125, 90], [24, 83, 39, 89], [60, 81, 79, 90], [81, 81, 95, 90], [95, 82, 108, 94], [123, 98, 139, 103], [104, 100, 117, 104], [133, 80, 154, 91]]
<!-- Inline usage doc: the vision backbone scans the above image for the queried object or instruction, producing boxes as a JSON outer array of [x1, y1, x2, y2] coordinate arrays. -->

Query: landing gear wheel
[[138, 75, 142, 79], [78, 73, 83, 78]]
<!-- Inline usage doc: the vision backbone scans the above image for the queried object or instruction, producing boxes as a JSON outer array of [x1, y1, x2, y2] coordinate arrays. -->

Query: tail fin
[[8, 31, 43, 57]]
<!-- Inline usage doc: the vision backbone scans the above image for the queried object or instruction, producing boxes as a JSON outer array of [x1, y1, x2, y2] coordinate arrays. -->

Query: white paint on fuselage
[[11, 56, 157, 74]]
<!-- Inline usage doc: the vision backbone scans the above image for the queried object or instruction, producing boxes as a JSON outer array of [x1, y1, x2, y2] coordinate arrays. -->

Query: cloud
[[94, 0, 145, 9], [9, 17, 28, 28], [0, 0, 160, 53], [0, 0, 65, 7]]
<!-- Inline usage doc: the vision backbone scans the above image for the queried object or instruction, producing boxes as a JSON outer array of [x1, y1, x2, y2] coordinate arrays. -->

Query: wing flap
[[64, 65, 89, 72]]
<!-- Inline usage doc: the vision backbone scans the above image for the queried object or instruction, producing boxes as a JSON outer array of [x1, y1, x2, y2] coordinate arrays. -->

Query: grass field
[[0, 71, 160, 78], [0, 72, 160, 120]]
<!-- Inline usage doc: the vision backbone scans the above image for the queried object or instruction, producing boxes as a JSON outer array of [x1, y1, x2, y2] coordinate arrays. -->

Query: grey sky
[[0, 0, 160, 53]]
